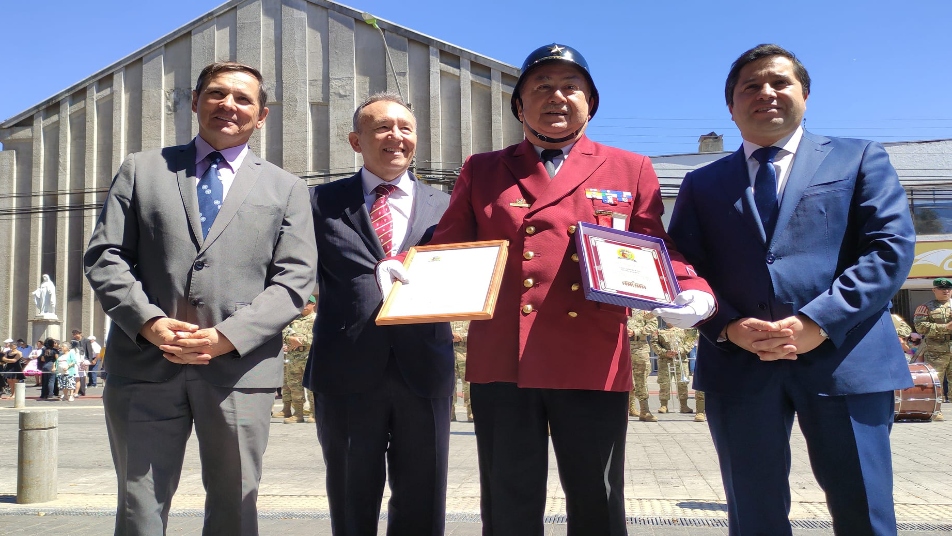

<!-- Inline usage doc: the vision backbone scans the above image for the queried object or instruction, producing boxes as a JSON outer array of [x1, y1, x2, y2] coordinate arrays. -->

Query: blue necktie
[[197, 152, 224, 238], [752, 146, 782, 240]]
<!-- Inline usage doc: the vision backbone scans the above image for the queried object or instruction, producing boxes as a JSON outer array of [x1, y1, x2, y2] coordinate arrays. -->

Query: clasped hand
[[140, 317, 235, 365], [726, 315, 826, 361]]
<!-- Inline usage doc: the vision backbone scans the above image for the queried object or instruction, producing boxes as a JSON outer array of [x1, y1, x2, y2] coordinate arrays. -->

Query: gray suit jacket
[[84, 140, 317, 388]]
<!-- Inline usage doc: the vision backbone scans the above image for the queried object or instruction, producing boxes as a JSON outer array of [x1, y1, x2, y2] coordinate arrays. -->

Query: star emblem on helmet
[[550, 44, 565, 55]]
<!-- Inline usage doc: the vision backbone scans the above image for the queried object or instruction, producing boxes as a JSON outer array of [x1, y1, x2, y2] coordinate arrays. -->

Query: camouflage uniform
[[652, 325, 690, 413], [915, 300, 952, 420], [627, 311, 658, 421], [282, 311, 316, 423], [892, 314, 913, 339], [892, 313, 914, 362], [451, 321, 472, 422], [681, 329, 706, 421]]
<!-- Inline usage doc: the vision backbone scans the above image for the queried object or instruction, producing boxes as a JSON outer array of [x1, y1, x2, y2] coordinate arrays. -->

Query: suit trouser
[[471, 382, 628, 536], [314, 357, 451, 536], [103, 367, 275, 536], [705, 369, 897, 536]]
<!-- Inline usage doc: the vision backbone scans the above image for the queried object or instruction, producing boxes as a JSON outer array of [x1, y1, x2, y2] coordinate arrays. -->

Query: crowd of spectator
[[0, 331, 103, 400]]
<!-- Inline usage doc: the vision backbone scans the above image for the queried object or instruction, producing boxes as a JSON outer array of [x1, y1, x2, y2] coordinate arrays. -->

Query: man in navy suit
[[305, 93, 454, 536], [668, 44, 915, 535]]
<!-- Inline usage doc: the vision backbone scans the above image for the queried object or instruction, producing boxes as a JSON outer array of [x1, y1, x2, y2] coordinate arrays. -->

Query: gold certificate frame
[[375, 240, 509, 325]]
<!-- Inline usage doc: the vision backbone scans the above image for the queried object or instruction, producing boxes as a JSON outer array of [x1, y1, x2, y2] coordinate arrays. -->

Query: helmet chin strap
[[526, 125, 581, 144]]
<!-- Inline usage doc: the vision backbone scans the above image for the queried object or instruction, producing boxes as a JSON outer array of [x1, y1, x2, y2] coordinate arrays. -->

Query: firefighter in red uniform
[[379, 44, 715, 535]]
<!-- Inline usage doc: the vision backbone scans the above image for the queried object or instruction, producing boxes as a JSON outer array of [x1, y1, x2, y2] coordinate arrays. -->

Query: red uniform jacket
[[430, 136, 712, 391]]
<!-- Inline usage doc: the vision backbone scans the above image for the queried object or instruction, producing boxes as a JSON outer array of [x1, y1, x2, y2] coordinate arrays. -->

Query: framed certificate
[[375, 240, 509, 325], [573, 222, 683, 311]]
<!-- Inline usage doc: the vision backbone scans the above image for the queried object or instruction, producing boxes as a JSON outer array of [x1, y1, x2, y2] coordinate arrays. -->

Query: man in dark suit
[[84, 61, 317, 536], [395, 44, 714, 535], [668, 44, 915, 535], [305, 93, 454, 536]]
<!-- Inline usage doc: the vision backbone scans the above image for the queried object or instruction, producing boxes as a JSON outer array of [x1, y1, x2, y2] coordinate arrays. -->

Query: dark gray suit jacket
[[305, 171, 454, 397], [84, 140, 317, 388]]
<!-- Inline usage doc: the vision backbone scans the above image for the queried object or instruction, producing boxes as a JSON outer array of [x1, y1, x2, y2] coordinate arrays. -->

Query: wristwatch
[[818, 327, 828, 339]]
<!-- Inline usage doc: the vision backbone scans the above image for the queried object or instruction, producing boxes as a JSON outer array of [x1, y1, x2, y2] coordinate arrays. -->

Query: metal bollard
[[17, 409, 58, 503], [13, 382, 25, 408]]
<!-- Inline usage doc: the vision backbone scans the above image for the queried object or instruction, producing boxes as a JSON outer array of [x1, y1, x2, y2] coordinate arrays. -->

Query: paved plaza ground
[[1, 383, 950, 535]]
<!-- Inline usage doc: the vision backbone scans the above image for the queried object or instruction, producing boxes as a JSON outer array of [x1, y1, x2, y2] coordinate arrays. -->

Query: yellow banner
[[910, 240, 952, 278]]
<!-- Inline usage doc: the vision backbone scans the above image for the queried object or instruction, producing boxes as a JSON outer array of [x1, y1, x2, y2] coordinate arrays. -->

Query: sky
[[2, 0, 951, 156]]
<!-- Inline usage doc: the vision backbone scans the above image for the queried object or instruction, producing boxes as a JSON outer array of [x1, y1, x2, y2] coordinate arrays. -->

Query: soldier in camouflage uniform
[[627, 311, 658, 422], [681, 328, 706, 422], [451, 320, 472, 422], [652, 322, 691, 414], [914, 278, 952, 421], [628, 310, 658, 422], [891, 313, 913, 356], [281, 295, 317, 423]]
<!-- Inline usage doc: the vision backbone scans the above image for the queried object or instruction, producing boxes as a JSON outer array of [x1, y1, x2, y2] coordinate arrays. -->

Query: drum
[[895, 363, 941, 422]]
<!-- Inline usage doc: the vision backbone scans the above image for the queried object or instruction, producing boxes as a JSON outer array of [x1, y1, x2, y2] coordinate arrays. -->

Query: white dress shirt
[[361, 168, 414, 252], [194, 136, 250, 200], [741, 125, 804, 201]]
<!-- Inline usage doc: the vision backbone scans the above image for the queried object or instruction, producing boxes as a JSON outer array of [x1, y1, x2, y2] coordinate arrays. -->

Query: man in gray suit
[[305, 93, 454, 535], [84, 62, 317, 536]]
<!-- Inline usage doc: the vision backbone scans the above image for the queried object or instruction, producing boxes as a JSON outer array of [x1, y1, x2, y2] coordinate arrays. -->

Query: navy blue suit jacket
[[669, 131, 915, 396], [304, 171, 454, 397]]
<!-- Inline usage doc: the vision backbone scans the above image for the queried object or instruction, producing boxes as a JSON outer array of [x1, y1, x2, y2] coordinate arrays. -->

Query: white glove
[[652, 290, 716, 328], [375, 259, 410, 301]]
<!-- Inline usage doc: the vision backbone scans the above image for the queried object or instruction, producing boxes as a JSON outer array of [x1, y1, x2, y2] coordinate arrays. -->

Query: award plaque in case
[[573, 222, 683, 311]]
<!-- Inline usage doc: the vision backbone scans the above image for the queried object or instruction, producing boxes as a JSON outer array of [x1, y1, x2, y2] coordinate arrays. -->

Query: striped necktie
[[371, 183, 398, 256]]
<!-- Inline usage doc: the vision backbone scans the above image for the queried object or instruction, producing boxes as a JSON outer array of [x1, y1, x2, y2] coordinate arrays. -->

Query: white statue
[[33, 274, 57, 318]]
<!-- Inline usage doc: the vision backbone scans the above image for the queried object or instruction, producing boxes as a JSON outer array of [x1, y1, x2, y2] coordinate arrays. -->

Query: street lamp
[[360, 12, 407, 106]]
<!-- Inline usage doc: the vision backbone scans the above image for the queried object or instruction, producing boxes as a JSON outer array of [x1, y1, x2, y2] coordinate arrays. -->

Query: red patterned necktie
[[371, 183, 398, 255]]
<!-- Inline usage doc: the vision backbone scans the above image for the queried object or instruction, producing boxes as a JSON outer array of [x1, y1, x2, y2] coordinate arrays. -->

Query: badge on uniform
[[585, 188, 632, 205], [587, 189, 632, 227], [510, 198, 530, 208]]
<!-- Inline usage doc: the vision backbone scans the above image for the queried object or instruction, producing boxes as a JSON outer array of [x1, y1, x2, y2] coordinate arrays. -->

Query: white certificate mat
[[590, 237, 671, 302], [376, 240, 508, 325]]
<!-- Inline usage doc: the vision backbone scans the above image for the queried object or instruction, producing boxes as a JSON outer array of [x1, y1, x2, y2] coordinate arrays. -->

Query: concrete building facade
[[0, 0, 522, 341]]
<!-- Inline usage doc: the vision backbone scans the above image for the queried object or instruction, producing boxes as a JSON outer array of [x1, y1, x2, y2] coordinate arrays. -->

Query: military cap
[[934, 278, 952, 289]]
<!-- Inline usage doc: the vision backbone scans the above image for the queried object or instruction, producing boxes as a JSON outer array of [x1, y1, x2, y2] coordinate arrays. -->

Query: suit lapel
[[508, 136, 607, 216], [340, 172, 386, 259], [531, 136, 606, 214], [503, 139, 550, 207], [399, 173, 435, 252], [175, 141, 204, 245], [771, 131, 832, 244], [722, 148, 768, 245], [198, 150, 263, 254]]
